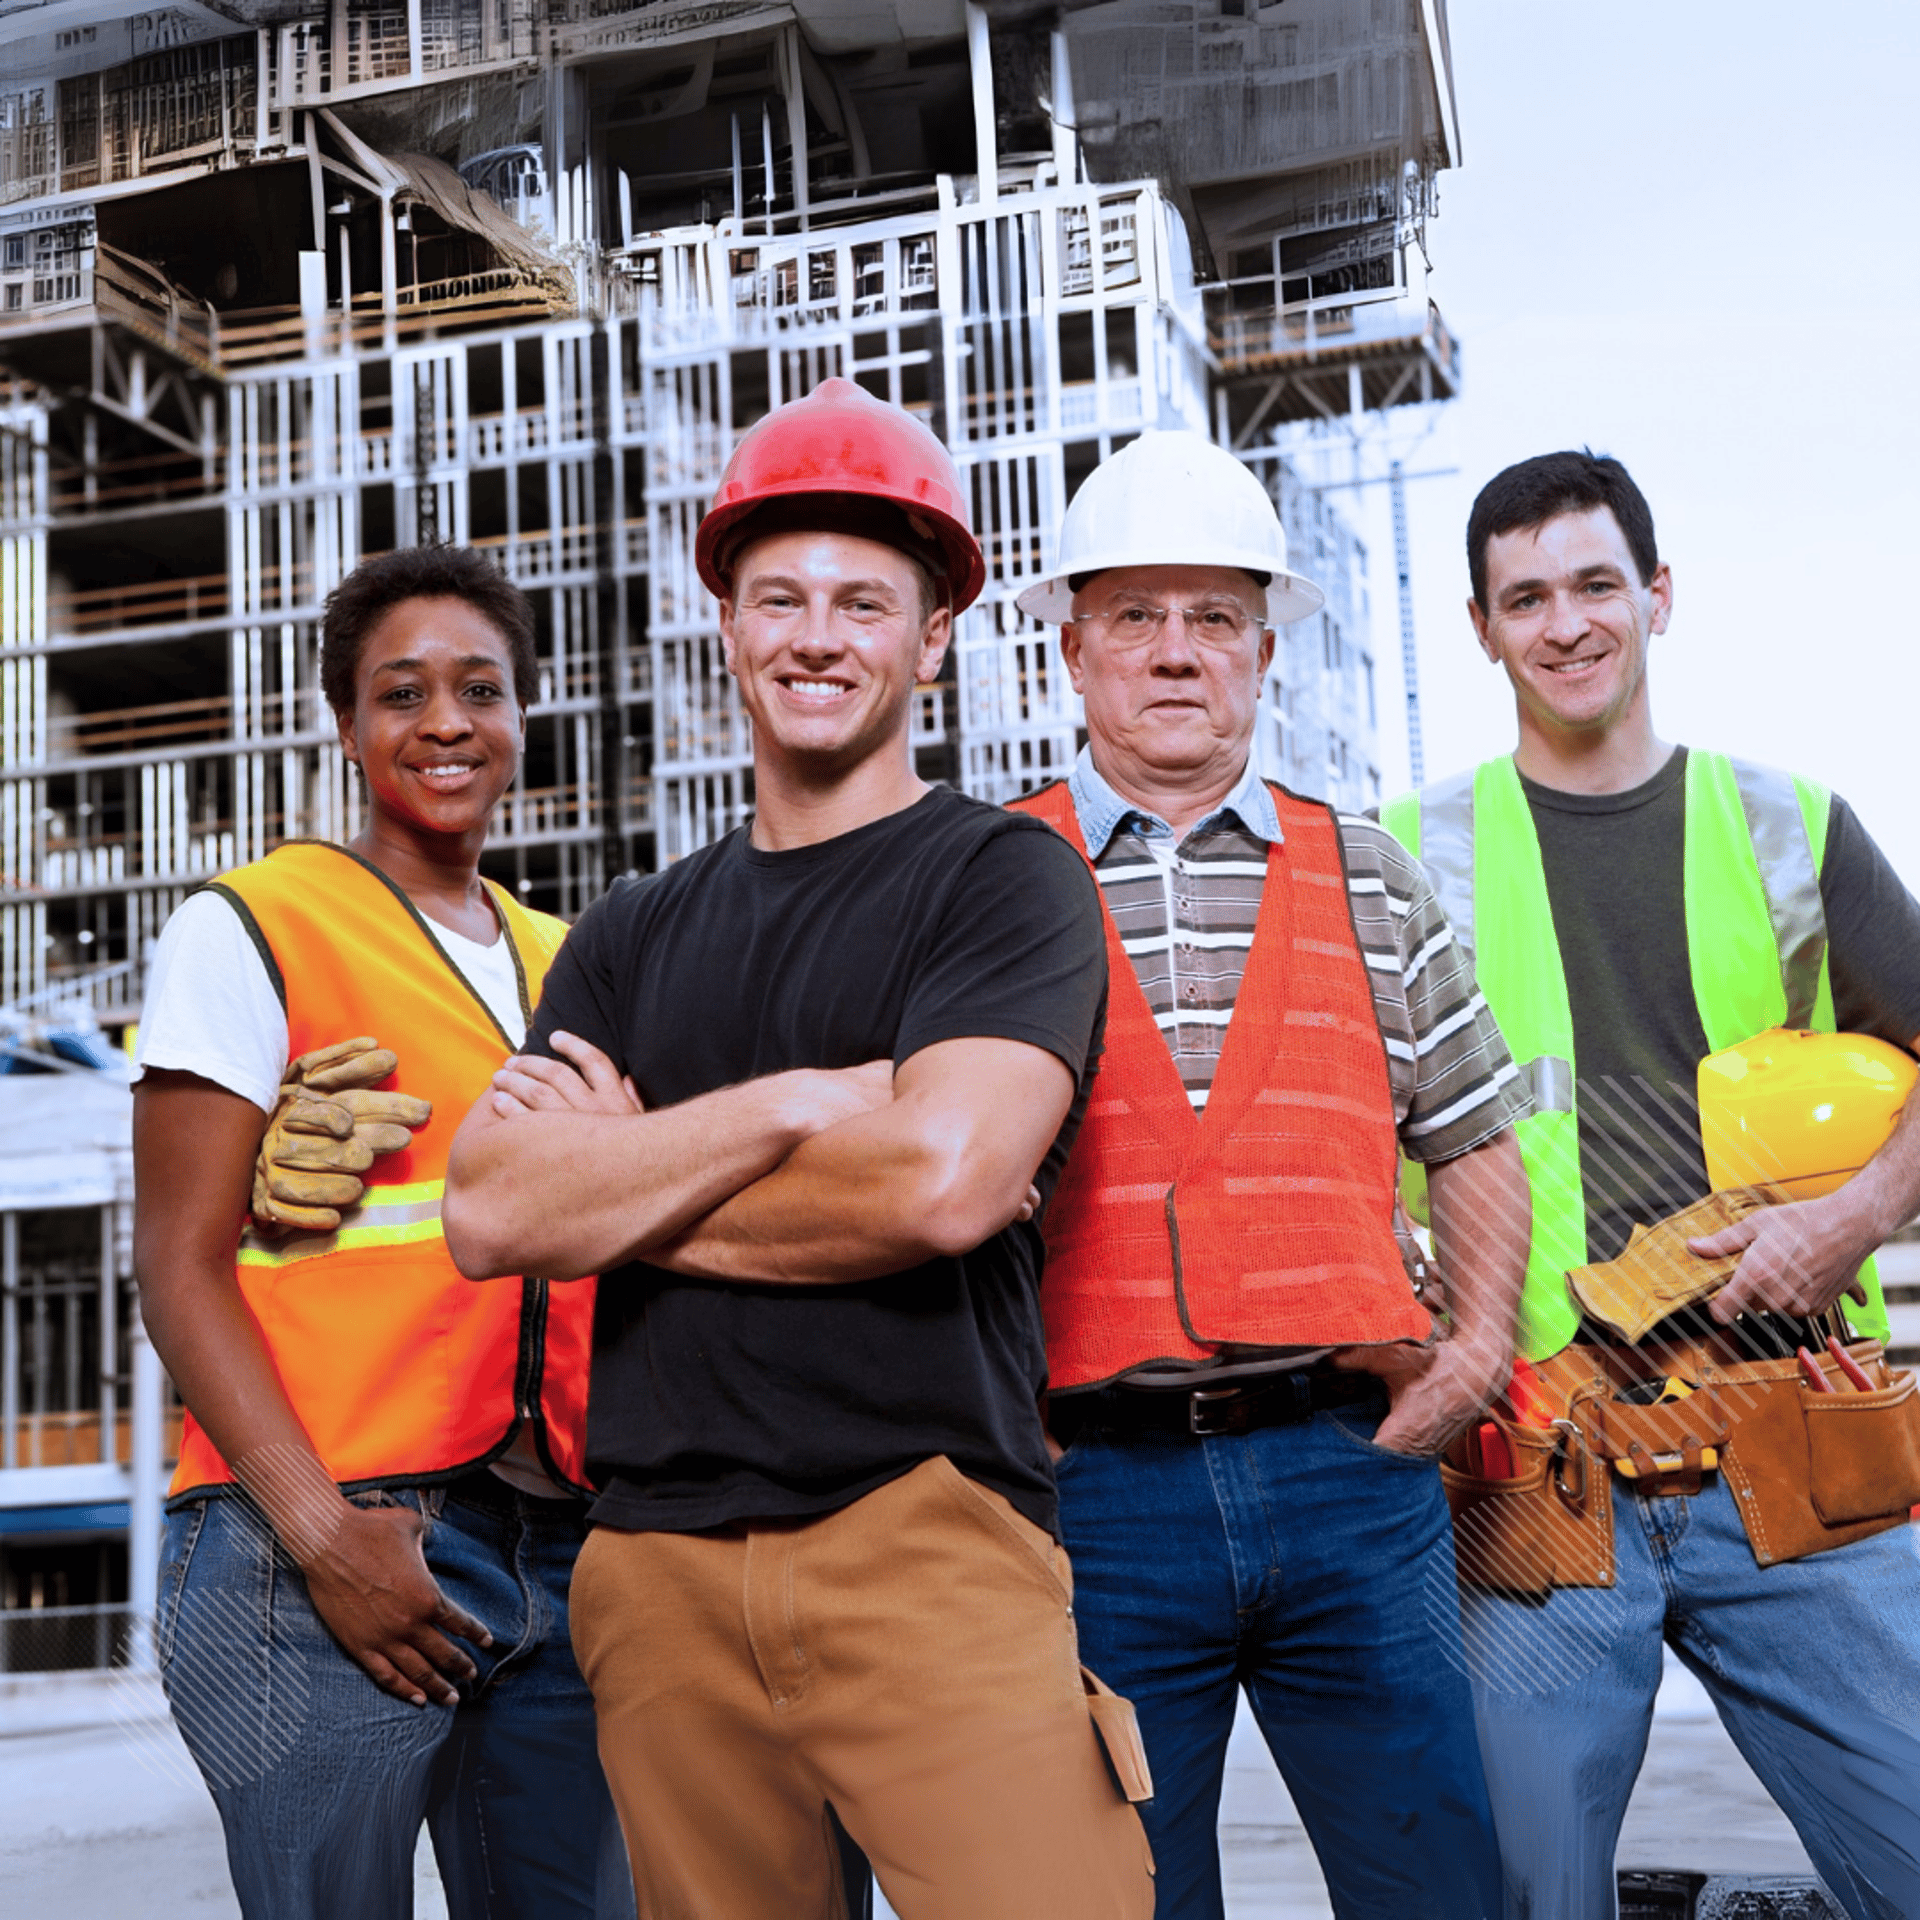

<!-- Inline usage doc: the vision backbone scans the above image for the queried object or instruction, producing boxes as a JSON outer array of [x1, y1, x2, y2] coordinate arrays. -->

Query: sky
[[1352, 1, 1920, 890]]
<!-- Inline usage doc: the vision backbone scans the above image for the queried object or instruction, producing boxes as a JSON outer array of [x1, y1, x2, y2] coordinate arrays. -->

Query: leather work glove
[[1567, 1185, 1794, 1343], [251, 1037, 432, 1234]]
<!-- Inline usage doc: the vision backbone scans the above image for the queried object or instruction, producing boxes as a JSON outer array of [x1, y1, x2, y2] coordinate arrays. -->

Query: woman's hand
[[299, 1501, 493, 1708], [135, 1070, 490, 1705]]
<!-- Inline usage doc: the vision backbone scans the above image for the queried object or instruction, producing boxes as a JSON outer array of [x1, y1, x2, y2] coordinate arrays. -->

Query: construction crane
[[1390, 458, 1426, 788]]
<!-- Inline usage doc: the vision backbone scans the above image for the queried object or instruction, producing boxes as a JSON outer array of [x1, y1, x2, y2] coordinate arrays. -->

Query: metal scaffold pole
[[1390, 457, 1424, 789]]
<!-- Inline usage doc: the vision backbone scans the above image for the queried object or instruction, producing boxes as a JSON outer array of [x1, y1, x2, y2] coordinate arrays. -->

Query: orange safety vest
[[1010, 781, 1431, 1390], [169, 841, 597, 1498]]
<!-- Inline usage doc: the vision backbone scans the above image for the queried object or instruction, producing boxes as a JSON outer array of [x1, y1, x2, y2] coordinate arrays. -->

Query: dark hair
[[1466, 451, 1659, 611], [320, 545, 539, 715]]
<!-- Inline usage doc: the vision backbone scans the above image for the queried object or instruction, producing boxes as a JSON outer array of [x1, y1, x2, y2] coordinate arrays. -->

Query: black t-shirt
[[526, 785, 1107, 1537], [1522, 749, 1920, 1341]]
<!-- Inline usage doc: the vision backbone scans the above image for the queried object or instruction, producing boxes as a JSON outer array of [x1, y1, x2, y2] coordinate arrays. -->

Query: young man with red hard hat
[[1381, 451, 1920, 1920], [1010, 429, 1534, 1919], [446, 379, 1154, 1918]]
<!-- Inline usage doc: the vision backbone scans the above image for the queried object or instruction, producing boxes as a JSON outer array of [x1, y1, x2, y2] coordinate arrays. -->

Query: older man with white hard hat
[[1010, 431, 1532, 1919]]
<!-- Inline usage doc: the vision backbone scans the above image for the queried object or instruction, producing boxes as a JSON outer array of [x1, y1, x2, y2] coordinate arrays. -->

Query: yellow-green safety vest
[[1380, 750, 1889, 1361]]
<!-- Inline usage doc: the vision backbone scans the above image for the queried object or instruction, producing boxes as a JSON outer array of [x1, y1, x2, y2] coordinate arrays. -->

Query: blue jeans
[[158, 1473, 634, 1920], [1055, 1403, 1503, 1920], [1462, 1474, 1920, 1920]]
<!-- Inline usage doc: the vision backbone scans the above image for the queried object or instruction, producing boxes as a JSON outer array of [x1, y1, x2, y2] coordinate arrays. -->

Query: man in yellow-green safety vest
[[1381, 450, 1920, 1920]]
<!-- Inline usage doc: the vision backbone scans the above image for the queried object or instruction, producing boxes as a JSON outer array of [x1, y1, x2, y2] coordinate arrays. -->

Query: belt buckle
[[1189, 1387, 1244, 1437]]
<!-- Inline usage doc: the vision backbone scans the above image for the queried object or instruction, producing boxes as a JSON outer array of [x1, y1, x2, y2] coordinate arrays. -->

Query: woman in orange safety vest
[[130, 545, 630, 1920]]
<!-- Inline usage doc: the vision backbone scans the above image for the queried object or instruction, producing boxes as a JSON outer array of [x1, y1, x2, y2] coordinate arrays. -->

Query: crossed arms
[[442, 1030, 1076, 1285]]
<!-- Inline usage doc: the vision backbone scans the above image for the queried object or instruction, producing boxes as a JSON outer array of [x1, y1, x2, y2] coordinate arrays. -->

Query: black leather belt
[[1051, 1367, 1387, 1442]]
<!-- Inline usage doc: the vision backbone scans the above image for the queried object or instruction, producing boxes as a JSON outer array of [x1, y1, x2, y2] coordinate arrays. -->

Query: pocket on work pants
[[921, 1459, 1153, 1810], [1080, 1665, 1154, 1804]]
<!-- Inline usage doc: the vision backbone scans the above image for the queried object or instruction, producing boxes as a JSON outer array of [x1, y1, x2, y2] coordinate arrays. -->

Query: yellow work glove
[[1566, 1185, 1792, 1343], [251, 1036, 432, 1234]]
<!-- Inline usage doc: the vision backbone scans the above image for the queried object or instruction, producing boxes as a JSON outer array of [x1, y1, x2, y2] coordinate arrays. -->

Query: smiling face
[[1470, 505, 1672, 747], [1059, 564, 1274, 815], [719, 529, 950, 780], [336, 594, 524, 849]]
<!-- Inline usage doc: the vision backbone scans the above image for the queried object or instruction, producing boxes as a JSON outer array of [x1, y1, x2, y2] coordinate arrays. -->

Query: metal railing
[[2, 1219, 124, 1472], [50, 445, 223, 518], [266, 3, 539, 104], [489, 780, 601, 844], [46, 690, 321, 760], [467, 525, 598, 583], [209, 281, 573, 369], [2, 960, 137, 1023], [4, 259, 576, 377], [45, 563, 316, 637], [0, 1221, 171, 1678], [1209, 296, 1463, 385], [1, 1409, 185, 1471]]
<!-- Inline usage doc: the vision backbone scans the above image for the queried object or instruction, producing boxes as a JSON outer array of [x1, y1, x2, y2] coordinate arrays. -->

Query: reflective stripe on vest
[[1381, 753, 1887, 1359], [1011, 780, 1431, 1388], [169, 843, 599, 1497], [237, 1179, 447, 1267]]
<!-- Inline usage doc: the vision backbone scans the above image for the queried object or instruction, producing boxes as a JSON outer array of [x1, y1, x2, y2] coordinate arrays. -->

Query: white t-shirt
[[133, 887, 526, 1108]]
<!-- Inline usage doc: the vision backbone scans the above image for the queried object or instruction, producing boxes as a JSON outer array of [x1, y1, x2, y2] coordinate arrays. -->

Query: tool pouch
[[1081, 1666, 1154, 1804], [1804, 1369, 1920, 1525], [1710, 1342, 1920, 1565], [1580, 1387, 1732, 1499], [1440, 1364, 1618, 1594]]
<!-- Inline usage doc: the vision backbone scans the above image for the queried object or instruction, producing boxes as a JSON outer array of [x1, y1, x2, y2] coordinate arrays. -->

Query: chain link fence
[[0, 1601, 137, 1672]]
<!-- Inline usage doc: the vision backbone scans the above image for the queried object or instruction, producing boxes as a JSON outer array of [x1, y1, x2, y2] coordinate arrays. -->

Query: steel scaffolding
[[0, 0, 1458, 1023]]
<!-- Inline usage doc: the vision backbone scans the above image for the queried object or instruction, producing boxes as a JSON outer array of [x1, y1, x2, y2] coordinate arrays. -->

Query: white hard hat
[[1016, 430, 1325, 627]]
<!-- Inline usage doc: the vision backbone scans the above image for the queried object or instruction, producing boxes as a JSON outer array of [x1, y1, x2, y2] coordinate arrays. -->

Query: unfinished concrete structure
[[0, 0, 1459, 1018], [0, 0, 1461, 1654]]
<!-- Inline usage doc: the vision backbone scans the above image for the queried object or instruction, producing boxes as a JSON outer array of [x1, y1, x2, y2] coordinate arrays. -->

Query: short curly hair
[[320, 546, 539, 716]]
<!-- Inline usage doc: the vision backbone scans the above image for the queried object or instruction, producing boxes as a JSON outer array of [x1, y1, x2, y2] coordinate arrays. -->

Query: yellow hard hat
[[1698, 1028, 1917, 1200]]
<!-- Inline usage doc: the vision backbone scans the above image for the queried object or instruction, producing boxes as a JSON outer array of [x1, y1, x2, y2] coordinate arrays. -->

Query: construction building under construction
[[0, 0, 1460, 1017], [0, 0, 1461, 1654]]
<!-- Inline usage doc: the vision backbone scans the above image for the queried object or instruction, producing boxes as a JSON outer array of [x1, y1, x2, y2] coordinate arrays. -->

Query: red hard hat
[[695, 378, 986, 613]]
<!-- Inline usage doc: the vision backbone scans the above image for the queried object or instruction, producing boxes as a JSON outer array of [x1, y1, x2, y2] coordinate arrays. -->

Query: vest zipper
[[513, 1276, 550, 1430]]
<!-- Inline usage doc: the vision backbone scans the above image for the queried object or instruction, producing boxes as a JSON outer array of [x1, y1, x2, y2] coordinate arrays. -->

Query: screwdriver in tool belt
[[1467, 1359, 1553, 1478], [1503, 1358, 1554, 1426]]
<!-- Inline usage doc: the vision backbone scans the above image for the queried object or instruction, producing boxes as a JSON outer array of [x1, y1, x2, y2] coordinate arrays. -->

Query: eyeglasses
[[1076, 603, 1262, 647]]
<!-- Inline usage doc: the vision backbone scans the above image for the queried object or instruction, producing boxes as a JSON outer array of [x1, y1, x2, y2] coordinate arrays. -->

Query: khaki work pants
[[570, 1455, 1155, 1920]]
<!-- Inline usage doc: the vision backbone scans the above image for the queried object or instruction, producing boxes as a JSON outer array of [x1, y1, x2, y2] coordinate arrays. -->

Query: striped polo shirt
[[1067, 747, 1530, 1161]]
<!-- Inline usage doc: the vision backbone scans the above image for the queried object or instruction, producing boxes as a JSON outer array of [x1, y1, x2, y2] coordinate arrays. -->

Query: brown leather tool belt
[[1440, 1338, 1920, 1596]]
